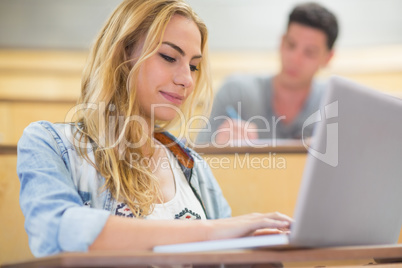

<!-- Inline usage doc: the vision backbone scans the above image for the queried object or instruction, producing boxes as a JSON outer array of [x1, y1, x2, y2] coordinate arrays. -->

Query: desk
[[3, 245, 402, 267]]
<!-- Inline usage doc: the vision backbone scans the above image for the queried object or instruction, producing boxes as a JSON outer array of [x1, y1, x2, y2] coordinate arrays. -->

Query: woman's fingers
[[248, 212, 292, 229], [208, 212, 293, 240], [253, 227, 291, 237], [262, 218, 290, 230], [253, 228, 282, 236], [233, 213, 292, 233], [265, 212, 294, 223]]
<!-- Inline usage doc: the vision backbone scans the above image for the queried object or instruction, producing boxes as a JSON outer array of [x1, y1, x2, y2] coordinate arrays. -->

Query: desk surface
[[3, 244, 402, 267], [0, 145, 17, 155]]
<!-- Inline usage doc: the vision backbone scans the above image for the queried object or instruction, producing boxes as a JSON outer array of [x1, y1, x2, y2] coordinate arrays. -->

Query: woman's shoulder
[[21, 121, 68, 142], [24, 120, 75, 134], [21, 121, 90, 152], [25, 120, 75, 132]]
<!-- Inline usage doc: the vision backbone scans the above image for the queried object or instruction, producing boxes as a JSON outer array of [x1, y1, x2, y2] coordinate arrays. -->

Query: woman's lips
[[160, 91, 184, 105]]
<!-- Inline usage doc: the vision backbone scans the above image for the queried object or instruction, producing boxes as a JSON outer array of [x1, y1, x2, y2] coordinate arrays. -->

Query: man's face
[[279, 22, 333, 88]]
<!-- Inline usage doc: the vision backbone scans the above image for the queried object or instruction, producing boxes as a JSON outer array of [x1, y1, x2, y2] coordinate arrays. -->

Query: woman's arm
[[18, 122, 292, 254], [90, 212, 292, 251], [18, 122, 110, 257]]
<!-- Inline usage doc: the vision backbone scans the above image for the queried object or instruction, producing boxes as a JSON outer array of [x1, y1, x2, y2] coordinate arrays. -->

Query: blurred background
[[1, 0, 402, 265], [1, 0, 401, 142], [1, 0, 402, 50], [1, 0, 401, 145]]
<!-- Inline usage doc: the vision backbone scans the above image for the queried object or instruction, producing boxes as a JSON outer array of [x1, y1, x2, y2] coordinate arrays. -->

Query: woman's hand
[[90, 212, 292, 251], [253, 228, 291, 236], [206, 212, 293, 240]]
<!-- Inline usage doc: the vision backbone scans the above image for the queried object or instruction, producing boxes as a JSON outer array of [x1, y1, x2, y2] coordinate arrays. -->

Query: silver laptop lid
[[291, 76, 402, 247]]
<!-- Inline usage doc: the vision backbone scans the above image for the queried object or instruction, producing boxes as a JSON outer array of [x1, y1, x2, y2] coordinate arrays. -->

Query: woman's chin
[[153, 112, 180, 122], [151, 107, 182, 122]]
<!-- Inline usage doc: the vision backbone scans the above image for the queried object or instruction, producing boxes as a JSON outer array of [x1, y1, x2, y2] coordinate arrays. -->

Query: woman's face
[[134, 14, 202, 123]]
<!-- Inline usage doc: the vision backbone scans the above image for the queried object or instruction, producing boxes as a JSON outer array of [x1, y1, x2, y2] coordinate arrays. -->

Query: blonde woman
[[17, 0, 292, 257]]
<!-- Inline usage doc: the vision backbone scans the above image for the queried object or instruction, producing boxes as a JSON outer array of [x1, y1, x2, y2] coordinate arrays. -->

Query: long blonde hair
[[74, 0, 212, 217]]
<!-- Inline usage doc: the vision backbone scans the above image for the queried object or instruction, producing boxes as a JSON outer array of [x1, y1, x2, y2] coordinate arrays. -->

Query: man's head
[[278, 2, 339, 88], [288, 2, 338, 50]]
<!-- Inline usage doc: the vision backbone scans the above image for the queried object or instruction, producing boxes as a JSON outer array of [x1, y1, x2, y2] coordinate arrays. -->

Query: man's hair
[[288, 2, 339, 50]]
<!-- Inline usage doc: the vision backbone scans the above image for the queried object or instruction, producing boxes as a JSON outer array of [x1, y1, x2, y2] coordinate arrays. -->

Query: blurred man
[[196, 2, 339, 145]]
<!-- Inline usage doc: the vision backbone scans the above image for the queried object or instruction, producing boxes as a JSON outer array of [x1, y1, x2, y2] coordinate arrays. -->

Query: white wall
[[186, 0, 402, 50], [0, 0, 401, 50]]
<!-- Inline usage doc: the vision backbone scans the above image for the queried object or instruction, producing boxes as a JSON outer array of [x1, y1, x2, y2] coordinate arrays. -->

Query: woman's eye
[[190, 65, 199, 72], [159, 53, 175, 63]]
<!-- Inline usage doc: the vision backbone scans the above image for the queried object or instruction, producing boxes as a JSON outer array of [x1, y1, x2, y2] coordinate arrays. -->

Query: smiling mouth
[[160, 91, 184, 105]]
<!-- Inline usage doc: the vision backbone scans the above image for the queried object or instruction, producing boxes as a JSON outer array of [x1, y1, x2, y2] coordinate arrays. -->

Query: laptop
[[154, 76, 402, 253]]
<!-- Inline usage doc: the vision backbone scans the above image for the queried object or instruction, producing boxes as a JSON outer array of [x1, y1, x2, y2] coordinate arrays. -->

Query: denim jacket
[[17, 121, 231, 257]]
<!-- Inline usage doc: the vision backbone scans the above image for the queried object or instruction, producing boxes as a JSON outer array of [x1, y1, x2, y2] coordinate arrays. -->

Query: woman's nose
[[173, 65, 193, 89]]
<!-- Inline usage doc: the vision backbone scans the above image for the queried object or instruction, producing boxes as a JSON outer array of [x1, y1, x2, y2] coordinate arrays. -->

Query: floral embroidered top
[[116, 141, 207, 220]]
